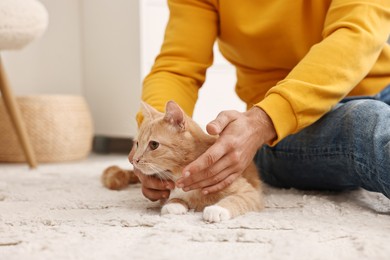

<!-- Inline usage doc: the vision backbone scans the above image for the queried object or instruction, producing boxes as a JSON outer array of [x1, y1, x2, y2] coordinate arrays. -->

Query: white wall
[[2, 0, 83, 95], [2, 0, 141, 138], [81, 0, 140, 138], [140, 0, 245, 131]]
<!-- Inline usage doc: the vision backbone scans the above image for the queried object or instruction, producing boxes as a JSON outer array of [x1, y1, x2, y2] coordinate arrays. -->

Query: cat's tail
[[101, 165, 140, 190]]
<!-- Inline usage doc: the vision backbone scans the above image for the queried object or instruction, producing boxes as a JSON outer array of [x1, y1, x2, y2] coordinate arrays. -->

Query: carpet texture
[[0, 154, 390, 260]]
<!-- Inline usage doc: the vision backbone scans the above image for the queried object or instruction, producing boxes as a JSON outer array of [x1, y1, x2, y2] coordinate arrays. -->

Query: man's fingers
[[135, 171, 174, 191], [141, 186, 170, 202], [183, 169, 228, 192], [202, 172, 240, 195], [145, 176, 174, 190], [206, 122, 221, 135], [135, 171, 173, 201], [184, 162, 237, 192], [178, 154, 233, 189], [181, 142, 226, 180], [206, 110, 240, 135]]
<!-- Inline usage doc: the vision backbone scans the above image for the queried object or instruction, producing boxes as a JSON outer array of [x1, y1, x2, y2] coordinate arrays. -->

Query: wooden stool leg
[[0, 55, 37, 168]]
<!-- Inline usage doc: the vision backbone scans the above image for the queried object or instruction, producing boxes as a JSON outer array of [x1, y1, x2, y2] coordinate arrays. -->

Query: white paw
[[203, 205, 231, 223], [161, 203, 188, 215]]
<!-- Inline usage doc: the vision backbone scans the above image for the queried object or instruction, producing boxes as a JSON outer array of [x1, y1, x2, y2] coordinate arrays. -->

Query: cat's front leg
[[203, 205, 231, 223], [161, 198, 189, 215], [202, 182, 263, 223]]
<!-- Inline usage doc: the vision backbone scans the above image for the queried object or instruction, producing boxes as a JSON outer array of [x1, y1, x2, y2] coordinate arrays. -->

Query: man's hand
[[176, 106, 276, 195], [129, 145, 174, 201], [133, 169, 174, 201]]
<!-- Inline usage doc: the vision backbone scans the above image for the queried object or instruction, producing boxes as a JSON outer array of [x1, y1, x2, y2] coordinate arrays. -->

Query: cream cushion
[[0, 0, 48, 50]]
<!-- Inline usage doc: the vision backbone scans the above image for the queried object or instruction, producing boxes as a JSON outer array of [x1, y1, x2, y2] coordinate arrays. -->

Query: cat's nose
[[133, 158, 140, 164], [128, 146, 135, 164]]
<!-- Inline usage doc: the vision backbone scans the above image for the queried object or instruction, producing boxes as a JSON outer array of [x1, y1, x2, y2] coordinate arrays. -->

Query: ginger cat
[[102, 101, 264, 222]]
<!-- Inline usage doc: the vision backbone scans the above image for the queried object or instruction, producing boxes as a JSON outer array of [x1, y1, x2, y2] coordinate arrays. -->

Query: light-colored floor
[[1, 153, 390, 260]]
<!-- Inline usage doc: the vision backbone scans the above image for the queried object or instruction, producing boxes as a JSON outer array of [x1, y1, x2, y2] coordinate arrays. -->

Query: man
[[132, 0, 390, 201]]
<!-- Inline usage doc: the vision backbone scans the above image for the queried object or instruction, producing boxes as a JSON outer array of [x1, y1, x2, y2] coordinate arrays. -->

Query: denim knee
[[338, 100, 390, 197], [340, 99, 389, 132], [255, 99, 390, 197]]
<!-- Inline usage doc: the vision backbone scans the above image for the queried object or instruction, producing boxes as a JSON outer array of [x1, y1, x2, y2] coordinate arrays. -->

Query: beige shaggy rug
[[1, 154, 390, 260]]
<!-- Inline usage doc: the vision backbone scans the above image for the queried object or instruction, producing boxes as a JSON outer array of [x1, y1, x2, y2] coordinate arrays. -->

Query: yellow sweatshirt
[[140, 0, 390, 144]]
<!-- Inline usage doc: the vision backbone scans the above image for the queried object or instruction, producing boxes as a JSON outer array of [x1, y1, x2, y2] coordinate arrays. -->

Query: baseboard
[[93, 135, 133, 154]]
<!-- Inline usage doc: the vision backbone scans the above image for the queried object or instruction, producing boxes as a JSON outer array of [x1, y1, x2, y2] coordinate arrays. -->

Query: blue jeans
[[255, 84, 390, 199]]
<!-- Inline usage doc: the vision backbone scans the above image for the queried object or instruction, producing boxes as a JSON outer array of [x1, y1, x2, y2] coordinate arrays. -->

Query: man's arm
[[138, 0, 219, 122], [258, 0, 390, 145]]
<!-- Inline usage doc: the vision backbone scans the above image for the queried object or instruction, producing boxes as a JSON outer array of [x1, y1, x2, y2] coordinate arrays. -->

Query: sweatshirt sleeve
[[257, 0, 390, 145], [137, 0, 218, 125]]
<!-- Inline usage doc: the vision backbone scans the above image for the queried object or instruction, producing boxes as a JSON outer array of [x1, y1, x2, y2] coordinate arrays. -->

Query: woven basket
[[0, 95, 94, 163]]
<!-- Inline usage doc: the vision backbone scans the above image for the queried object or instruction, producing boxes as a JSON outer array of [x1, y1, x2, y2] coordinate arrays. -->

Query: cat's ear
[[140, 101, 160, 120], [164, 101, 186, 130]]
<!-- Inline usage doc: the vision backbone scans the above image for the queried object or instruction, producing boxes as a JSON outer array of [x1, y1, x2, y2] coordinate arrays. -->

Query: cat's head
[[129, 101, 213, 180]]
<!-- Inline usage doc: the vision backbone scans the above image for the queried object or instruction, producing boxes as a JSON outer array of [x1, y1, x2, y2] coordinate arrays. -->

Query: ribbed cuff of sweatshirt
[[256, 93, 298, 146]]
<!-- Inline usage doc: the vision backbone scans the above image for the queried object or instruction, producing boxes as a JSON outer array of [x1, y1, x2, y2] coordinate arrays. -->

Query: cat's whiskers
[[143, 163, 163, 174], [158, 170, 177, 182], [143, 162, 176, 182]]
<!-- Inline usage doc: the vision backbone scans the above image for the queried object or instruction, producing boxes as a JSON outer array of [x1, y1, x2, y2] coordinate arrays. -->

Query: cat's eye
[[149, 141, 159, 150]]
